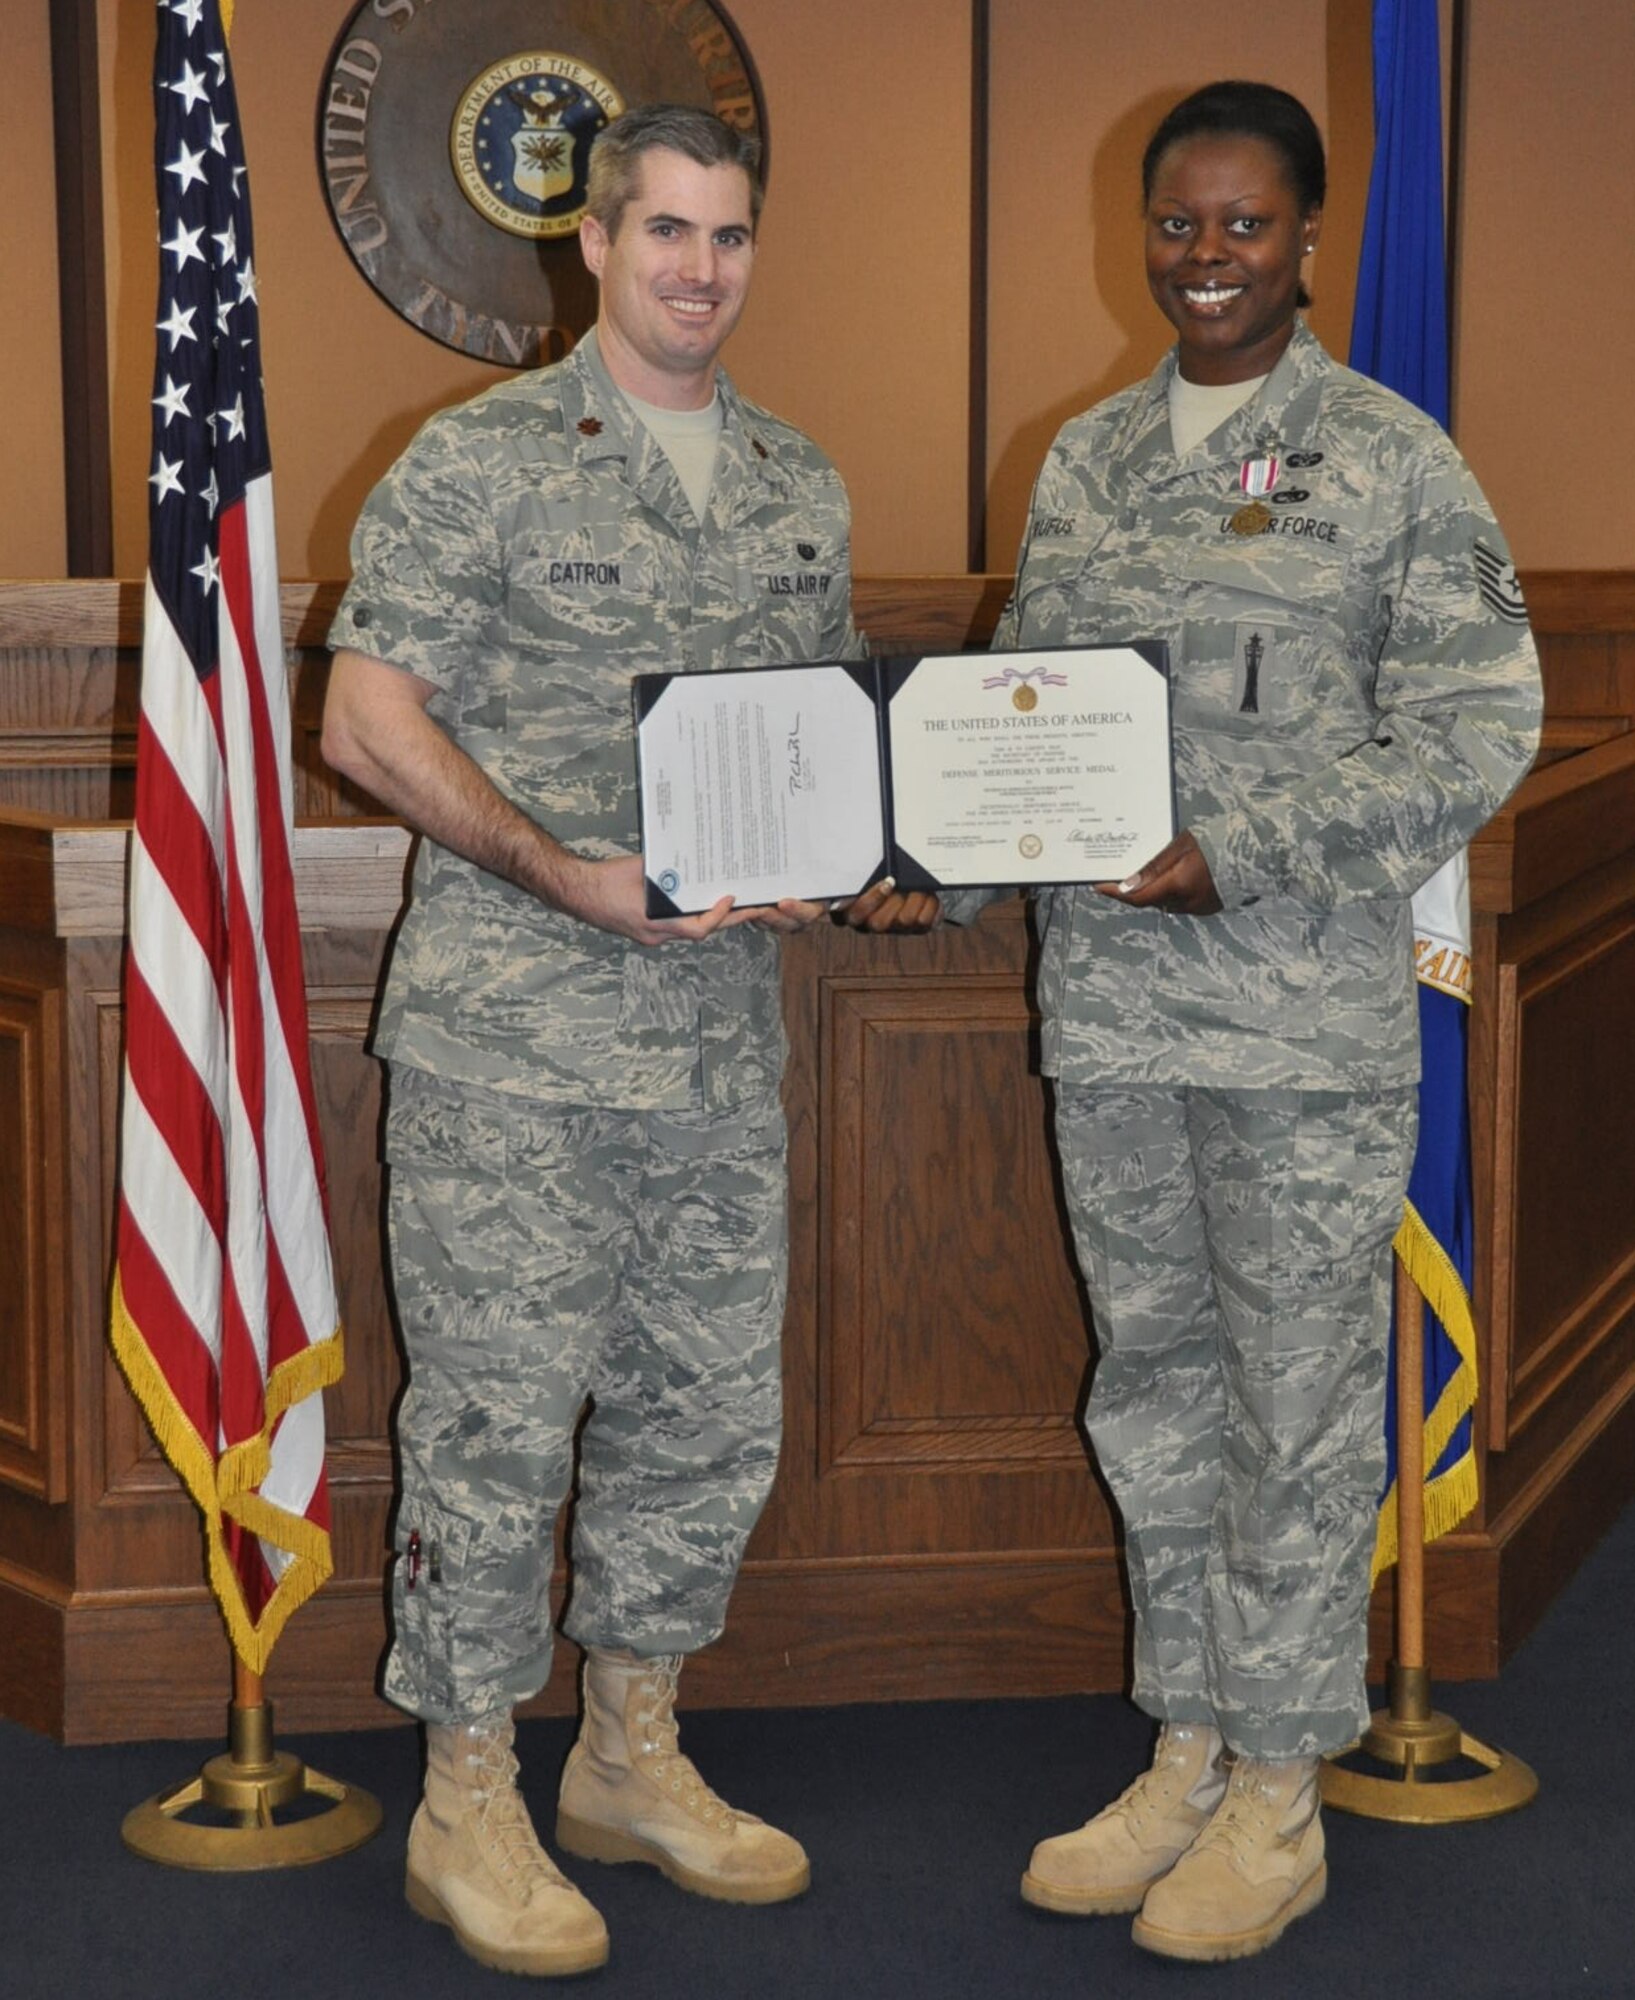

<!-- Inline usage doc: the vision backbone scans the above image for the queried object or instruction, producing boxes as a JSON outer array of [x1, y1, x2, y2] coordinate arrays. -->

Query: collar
[[556, 329, 795, 522], [1117, 320, 1333, 488]]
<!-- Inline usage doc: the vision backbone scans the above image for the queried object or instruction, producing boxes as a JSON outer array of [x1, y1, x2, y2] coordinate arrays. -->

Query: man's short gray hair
[[585, 102, 763, 239]]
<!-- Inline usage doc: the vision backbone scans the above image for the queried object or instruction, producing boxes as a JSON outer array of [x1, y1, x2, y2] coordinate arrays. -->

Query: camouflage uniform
[[329, 330, 862, 1724], [996, 323, 1540, 1756]]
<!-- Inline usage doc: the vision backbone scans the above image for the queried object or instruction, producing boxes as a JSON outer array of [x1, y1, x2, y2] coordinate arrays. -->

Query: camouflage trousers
[[1055, 1083, 1418, 1759], [381, 1064, 788, 1726]]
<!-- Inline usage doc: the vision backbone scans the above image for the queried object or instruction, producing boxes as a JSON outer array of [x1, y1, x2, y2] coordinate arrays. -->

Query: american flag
[[110, 0, 342, 1673]]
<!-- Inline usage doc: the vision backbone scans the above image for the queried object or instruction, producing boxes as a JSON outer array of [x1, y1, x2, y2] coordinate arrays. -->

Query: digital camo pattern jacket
[[330, 329, 864, 1112], [993, 321, 1542, 1091]]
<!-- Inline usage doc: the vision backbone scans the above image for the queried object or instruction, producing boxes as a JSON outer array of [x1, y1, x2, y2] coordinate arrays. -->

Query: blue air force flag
[[1373, 853, 1479, 1576], [1347, 0, 1481, 1577]]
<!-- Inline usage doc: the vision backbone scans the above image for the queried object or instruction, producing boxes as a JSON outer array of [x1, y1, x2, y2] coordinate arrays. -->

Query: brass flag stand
[[122, 1656, 382, 1870], [1321, 1259, 1538, 1824]]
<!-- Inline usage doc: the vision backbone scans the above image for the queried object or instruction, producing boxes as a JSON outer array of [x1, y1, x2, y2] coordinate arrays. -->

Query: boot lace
[[632, 1656, 740, 1833], [1102, 1725, 1212, 1837], [1187, 1760, 1303, 1871], [465, 1724, 571, 1897]]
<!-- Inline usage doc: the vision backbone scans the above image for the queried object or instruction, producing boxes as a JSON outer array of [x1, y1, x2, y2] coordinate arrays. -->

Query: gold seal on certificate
[[635, 646, 1175, 915]]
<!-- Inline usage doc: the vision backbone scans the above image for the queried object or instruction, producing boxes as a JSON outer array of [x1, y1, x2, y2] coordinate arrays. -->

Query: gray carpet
[[2, 1498, 1631, 1999]]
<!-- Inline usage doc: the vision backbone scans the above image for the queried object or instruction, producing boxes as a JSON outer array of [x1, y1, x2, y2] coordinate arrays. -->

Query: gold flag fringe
[[109, 1264, 344, 1674], [1371, 1196, 1480, 1581]]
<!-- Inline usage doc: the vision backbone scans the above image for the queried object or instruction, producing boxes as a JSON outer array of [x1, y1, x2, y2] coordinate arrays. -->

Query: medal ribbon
[[1239, 454, 1280, 499]]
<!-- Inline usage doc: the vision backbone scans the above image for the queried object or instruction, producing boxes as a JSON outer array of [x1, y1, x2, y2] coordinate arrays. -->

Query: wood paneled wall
[[15, 3, 1635, 581], [2, 574, 1633, 1740]]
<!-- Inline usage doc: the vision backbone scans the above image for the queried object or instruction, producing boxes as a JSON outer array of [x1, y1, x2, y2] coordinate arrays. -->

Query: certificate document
[[635, 645, 1173, 916]]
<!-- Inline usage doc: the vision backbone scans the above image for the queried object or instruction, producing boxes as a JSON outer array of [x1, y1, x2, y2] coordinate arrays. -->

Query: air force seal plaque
[[450, 56, 624, 240], [320, 0, 766, 369]]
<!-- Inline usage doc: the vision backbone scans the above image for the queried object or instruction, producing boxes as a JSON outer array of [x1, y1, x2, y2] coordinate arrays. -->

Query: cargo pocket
[[385, 1500, 476, 1723]]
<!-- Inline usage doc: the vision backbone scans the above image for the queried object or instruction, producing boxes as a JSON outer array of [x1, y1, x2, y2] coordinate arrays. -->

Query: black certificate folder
[[634, 644, 1174, 918]]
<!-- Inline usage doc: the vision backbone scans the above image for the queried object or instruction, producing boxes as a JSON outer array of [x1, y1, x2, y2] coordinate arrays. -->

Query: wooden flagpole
[[1321, 1258, 1537, 1822]]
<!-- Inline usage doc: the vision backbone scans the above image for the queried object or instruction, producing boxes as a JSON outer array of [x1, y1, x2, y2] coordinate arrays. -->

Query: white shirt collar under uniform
[[1167, 369, 1270, 457]]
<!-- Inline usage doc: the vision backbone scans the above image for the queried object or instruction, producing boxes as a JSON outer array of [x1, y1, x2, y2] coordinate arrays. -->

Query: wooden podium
[[2, 575, 1633, 1743]]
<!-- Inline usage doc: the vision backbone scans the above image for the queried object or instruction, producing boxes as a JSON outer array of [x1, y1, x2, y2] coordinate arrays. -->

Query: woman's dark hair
[[1140, 80, 1327, 214]]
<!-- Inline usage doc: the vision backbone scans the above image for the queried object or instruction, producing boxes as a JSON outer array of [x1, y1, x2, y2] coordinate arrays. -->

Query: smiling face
[[579, 147, 756, 409], [1144, 131, 1321, 385]]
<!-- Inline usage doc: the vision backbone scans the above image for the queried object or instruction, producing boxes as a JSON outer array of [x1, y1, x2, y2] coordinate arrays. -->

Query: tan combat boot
[[555, 1648, 810, 1903], [1132, 1752, 1325, 1961], [1020, 1722, 1228, 1914], [406, 1715, 609, 1977]]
